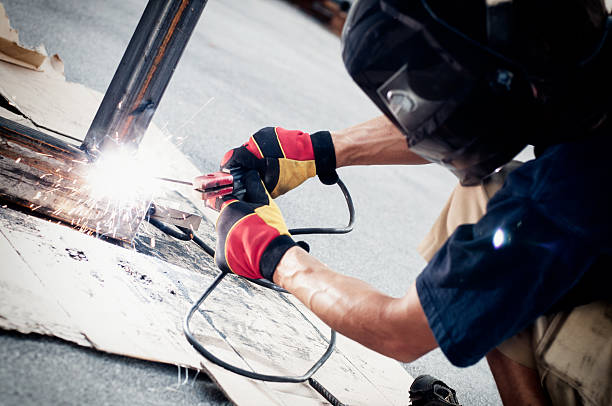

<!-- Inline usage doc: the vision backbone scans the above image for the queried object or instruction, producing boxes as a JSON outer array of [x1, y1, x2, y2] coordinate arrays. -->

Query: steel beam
[[0, 116, 145, 242], [82, 0, 208, 157]]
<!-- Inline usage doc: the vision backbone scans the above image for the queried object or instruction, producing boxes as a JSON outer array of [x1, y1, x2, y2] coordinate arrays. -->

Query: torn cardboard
[[0, 3, 45, 70], [0, 55, 101, 142], [0, 3, 99, 142]]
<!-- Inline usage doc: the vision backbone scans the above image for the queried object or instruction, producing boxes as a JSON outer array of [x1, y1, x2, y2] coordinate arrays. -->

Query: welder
[[196, 1, 612, 404]]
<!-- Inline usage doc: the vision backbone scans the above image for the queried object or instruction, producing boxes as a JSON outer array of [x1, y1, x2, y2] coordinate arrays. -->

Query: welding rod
[[155, 170, 241, 199], [154, 176, 207, 194], [155, 177, 193, 186]]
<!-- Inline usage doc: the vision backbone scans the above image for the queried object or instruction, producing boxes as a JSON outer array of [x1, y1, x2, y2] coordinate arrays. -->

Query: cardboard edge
[[0, 4, 46, 71]]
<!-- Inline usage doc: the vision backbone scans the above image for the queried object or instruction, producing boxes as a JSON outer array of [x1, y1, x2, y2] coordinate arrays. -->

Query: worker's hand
[[213, 170, 299, 281], [221, 127, 338, 198]]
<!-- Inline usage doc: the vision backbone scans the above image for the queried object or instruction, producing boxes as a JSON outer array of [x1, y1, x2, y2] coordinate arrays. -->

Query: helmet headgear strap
[[485, 0, 514, 53]]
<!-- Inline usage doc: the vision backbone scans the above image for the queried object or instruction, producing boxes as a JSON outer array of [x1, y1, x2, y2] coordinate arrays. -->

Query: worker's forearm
[[273, 247, 438, 362], [332, 115, 430, 167]]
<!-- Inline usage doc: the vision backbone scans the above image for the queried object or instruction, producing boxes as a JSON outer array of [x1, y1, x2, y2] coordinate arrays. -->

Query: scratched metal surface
[[0, 0, 500, 405]]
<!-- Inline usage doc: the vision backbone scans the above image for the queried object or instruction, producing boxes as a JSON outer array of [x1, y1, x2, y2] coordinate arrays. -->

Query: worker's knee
[[496, 301, 612, 406], [535, 301, 612, 406]]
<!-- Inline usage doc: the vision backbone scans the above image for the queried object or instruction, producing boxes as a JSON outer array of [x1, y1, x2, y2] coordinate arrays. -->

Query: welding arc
[[146, 179, 354, 406]]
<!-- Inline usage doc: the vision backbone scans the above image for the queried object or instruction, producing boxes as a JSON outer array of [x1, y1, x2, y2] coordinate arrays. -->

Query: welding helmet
[[342, 0, 612, 185]]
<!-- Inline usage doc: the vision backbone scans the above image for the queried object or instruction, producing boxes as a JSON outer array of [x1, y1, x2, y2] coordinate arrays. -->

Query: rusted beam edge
[[0, 116, 144, 243], [0, 195, 126, 247], [82, 0, 208, 157], [0, 116, 85, 160]]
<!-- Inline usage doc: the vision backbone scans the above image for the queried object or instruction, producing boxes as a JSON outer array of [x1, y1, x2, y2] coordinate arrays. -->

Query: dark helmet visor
[[377, 53, 475, 145], [342, 0, 527, 185]]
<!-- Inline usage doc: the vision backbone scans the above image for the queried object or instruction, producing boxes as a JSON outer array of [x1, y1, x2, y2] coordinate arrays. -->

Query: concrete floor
[[0, 0, 501, 404]]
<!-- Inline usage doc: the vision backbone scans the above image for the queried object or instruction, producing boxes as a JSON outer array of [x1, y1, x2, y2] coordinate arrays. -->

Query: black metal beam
[[0, 116, 143, 242], [82, 0, 208, 157]]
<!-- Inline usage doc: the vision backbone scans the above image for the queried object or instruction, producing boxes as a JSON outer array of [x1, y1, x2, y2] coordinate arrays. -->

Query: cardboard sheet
[[0, 56, 101, 142], [0, 206, 411, 405], [0, 3, 99, 142]]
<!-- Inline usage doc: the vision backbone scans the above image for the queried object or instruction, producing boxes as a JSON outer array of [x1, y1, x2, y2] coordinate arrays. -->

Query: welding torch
[[156, 168, 246, 201]]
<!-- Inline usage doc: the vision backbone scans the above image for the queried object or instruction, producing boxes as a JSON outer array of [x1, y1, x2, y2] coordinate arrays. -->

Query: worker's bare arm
[[273, 246, 438, 362], [332, 115, 430, 167]]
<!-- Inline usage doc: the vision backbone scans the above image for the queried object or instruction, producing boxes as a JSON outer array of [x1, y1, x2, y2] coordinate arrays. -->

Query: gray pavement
[[0, 0, 501, 404]]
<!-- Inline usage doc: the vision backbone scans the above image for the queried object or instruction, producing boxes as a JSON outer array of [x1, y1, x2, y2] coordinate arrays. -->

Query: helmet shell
[[342, 0, 611, 185]]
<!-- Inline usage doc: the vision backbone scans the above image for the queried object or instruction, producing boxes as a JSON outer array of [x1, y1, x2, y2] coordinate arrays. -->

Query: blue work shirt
[[416, 128, 612, 367]]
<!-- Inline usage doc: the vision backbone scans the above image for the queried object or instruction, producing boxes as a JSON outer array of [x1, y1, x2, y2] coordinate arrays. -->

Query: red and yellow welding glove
[[213, 170, 298, 281], [221, 127, 338, 198]]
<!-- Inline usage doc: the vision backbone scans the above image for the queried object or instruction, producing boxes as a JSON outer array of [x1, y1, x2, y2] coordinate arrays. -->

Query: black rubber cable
[[289, 179, 355, 236], [146, 179, 354, 405], [182, 270, 337, 383], [146, 217, 193, 241]]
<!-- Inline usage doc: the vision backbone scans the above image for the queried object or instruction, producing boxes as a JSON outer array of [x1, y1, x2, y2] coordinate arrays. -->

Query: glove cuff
[[260, 235, 296, 281], [311, 131, 338, 185]]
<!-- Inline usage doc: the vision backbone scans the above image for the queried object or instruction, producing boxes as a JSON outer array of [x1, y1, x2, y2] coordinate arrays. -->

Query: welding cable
[[183, 274, 345, 406], [183, 270, 337, 383], [289, 178, 355, 236], [238, 178, 354, 293], [147, 212, 288, 292], [148, 178, 354, 290], [146, 216, 192, 241], [145, 208, 216, 257], [176, 226, 216, 257], [146, 179, 354, 406]]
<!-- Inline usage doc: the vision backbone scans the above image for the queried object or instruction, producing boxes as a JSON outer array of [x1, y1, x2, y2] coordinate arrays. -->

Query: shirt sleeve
[[416, 195, 598, 367]]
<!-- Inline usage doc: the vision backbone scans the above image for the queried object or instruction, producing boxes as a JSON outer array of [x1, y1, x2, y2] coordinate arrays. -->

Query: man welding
[[196, 1, 612, 404]]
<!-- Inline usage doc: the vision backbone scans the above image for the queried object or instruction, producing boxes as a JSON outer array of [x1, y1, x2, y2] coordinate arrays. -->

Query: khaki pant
[[418, 167, 612, 406]]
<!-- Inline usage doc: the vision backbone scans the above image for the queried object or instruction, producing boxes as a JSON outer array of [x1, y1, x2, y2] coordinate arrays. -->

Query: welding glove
[[212, 170, 300, 281], [221, 127, 338, 198]]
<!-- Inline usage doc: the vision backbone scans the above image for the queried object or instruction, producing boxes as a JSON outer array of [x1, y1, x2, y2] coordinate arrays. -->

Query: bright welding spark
[[492, 228, 506, 249], [86, 148, 157, 205], [83, 145, 160, 237]]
